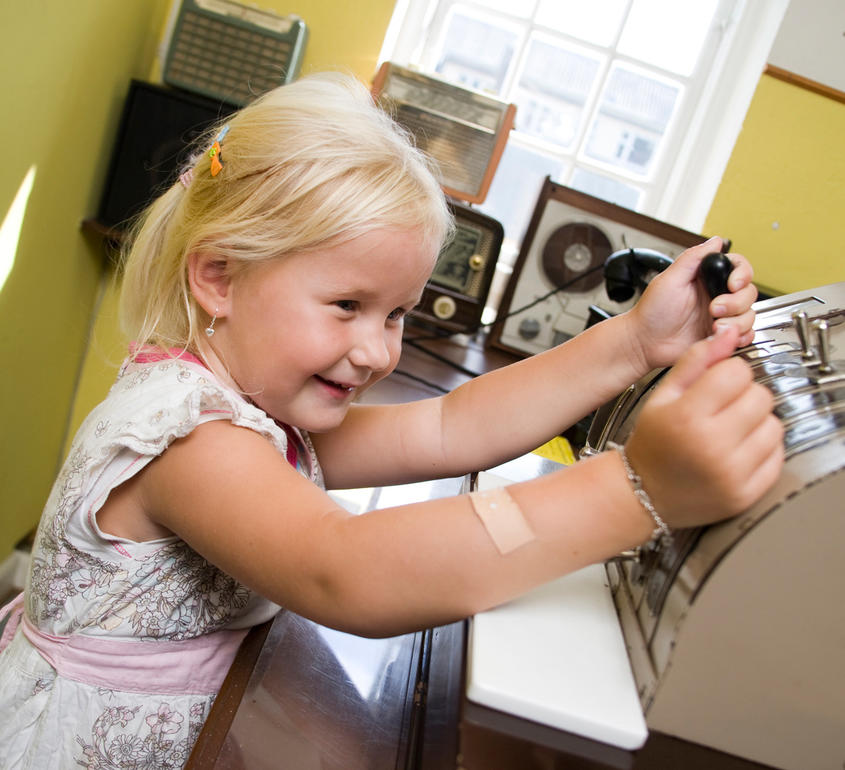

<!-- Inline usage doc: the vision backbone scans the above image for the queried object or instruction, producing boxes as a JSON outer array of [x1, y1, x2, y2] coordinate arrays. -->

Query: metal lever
[[813, 319, 834, 373], [793, 310, 816, 360]]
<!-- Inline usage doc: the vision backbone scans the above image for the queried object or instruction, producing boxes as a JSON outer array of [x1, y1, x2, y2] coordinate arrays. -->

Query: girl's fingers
[[647, 325, 741, 410], [727, 416, 785, 511], [716, 378, 776, 444]]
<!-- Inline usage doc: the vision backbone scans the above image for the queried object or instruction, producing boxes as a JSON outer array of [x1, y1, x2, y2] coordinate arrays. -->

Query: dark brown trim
[[185, 619, 273, 768], [764, 64, 845, 105]]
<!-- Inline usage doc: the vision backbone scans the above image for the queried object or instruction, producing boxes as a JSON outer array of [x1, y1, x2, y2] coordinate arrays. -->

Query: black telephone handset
[[602, 243, 734, 306], [603, 247, 674, 303]]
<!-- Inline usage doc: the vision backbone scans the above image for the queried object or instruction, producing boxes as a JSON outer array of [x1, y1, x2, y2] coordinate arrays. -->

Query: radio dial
[[432, 295, 457, 320]]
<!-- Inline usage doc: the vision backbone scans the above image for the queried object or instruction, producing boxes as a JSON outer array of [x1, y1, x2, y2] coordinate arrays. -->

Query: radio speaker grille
[[164, 0, 308, 106]]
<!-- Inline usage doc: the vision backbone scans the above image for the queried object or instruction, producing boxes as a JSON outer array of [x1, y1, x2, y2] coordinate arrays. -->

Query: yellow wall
[[294, 0, 396, 80], [705, 73, 845, 295], [0, 1, 171, 560]]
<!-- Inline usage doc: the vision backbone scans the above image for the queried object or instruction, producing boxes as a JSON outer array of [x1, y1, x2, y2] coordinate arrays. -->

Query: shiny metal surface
[[585, 281, 845, 770], [215, 612, 420, 769]]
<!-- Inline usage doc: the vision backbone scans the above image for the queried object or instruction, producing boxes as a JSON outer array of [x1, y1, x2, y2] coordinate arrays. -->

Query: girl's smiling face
[[212, 228, 438, 432]]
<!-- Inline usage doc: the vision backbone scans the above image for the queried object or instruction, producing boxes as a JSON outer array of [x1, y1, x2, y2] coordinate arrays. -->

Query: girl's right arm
[[313, 239, 758, 491], [139, 330, 783, 638]]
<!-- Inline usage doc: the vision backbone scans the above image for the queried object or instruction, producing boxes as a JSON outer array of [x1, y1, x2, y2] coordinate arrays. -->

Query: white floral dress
[[0, 351, 323, 769]]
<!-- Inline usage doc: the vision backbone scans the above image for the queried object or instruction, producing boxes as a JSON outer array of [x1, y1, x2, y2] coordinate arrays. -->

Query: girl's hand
[[627, 236, 758, 371], [624, 325, 783, 529]]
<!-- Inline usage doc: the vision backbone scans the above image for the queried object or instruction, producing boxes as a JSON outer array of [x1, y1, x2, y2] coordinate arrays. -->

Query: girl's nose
[[349, 325, 392, 372]]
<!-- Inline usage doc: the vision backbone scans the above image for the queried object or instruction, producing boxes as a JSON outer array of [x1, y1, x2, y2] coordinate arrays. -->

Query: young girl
[[0, 72, 782, 768]]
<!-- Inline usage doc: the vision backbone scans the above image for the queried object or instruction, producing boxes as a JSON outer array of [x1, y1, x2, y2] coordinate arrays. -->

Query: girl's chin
[[295, 411, 350, 434], [287, 399, 353, 434]]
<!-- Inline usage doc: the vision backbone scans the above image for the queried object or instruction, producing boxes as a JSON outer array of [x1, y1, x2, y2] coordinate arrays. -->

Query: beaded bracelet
[[607, 441, 672, 544]]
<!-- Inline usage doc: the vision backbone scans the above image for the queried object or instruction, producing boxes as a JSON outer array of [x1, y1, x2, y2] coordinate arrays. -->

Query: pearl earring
[[205, 308, 219, 337]]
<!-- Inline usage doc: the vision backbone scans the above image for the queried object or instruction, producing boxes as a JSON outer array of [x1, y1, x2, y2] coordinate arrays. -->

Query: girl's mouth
[[316, 375, 355, 394]]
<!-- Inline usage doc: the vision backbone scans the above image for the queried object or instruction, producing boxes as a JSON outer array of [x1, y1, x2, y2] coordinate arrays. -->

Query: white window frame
[[380, 0, 789, 236]]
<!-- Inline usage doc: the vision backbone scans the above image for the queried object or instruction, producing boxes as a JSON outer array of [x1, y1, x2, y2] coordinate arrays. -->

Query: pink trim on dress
[[19, 613, 246, 696], [130, 345, 207, 368], [111, 542, 133, 558], [2, 594, 245, 696]]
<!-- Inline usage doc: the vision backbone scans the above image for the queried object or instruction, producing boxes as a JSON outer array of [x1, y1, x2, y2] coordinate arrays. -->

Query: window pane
[[512, 36, 602, 149], [569, 168, 643, 210], [434, 9, 520, 93], [582, 64, 680, 177], [473, 0, 536, 19], [478, 141, 568, 247], [535, 0, 628, 46], [618, 0, 719, 76]]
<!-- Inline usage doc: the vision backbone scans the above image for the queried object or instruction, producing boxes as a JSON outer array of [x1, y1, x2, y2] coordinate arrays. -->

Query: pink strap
[[10, 610, 246, 696], [278, 421, 300, 468], [130, 345, 207, 367]]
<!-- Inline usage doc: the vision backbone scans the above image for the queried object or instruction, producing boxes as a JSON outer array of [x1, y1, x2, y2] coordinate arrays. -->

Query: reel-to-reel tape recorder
[[488, 177, 707, 357]]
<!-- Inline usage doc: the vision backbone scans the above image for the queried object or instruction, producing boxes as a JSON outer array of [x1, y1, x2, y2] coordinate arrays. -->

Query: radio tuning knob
[[469, 254, 484, 271], [432, 295, 457, 320]]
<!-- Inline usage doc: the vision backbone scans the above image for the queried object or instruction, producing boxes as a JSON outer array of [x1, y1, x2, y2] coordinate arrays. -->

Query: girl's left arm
[[315, 237, 757, 489]]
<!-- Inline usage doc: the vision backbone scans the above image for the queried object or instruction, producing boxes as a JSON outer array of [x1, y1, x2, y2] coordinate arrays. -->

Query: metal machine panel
[[584, 281, 845, 770]]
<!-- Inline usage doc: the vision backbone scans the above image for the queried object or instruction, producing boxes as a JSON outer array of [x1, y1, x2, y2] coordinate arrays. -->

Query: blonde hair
[[119, 71, 453, 354]]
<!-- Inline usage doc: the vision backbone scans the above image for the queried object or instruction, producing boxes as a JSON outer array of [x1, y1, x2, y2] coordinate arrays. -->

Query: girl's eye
[[387, 307, 407, 322], [335, 300, 358, 313]]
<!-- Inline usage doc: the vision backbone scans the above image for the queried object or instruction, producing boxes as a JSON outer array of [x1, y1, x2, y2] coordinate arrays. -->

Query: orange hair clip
[[209, 125, 230, 177]]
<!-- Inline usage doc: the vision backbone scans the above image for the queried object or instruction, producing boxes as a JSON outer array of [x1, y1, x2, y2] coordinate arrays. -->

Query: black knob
[[518, 317, 541, 340], [700, 252, 733, 299]]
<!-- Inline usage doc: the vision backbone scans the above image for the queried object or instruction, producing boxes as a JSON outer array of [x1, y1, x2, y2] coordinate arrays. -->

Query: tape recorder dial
[[488, 177, 706, 357]]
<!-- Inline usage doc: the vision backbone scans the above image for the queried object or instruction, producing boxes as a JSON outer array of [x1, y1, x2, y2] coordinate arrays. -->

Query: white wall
[[768, 0, 845, 91]]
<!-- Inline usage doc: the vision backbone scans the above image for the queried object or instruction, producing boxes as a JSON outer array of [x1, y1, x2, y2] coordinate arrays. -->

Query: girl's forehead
[[319, 254, 435, 299], [260, 228, 437, 297], [320, 228, 436, 272]]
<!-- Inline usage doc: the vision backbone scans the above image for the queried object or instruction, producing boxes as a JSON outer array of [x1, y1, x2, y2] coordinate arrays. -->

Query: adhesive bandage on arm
[[468, 486, 535, 555]]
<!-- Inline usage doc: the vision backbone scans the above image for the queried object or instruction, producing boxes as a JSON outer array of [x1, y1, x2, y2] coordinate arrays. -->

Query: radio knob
[[469, 254, 484, 271], [518, 317, 541, 340], [432, 295, 457, 320]]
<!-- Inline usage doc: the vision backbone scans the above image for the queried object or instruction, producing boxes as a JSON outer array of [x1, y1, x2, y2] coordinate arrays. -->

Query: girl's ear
[[187, 251, 232, 317]]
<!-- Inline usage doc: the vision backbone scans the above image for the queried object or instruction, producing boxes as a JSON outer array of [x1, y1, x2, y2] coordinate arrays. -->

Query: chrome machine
[[582, 281, 845, 770]]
